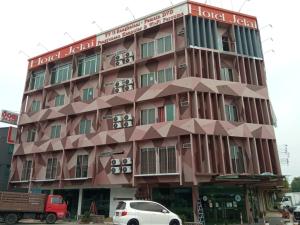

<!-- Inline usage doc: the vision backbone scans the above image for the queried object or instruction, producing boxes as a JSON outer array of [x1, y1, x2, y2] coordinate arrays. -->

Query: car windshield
[[116, 201, 126, 210]]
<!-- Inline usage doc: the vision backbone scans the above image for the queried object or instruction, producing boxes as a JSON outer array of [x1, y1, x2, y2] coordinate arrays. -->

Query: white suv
[[113, 200, 182, 225]]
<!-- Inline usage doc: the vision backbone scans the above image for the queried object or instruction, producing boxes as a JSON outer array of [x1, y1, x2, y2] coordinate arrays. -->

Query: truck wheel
[[46, 213, 57, 224], [5, 213, 18, 225]]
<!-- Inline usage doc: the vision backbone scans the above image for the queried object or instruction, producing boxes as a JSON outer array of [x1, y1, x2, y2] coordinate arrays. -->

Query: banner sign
[[7, 126, 17, 144], [0, 110, 19, 125], [189, 3, 257, 29]]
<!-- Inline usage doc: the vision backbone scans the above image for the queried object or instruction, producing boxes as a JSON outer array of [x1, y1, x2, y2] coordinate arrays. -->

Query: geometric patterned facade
[[10, 1, 281, 221]]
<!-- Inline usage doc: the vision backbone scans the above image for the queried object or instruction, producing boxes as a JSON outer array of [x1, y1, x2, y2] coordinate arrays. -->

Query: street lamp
[[238, 0, 251, 12], [125, 6, 136, 20], [64, 32, 75, 42], [92, 21, 103, 32]]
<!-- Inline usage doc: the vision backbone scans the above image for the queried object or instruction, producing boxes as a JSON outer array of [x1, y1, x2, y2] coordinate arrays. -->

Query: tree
[[291, 177, 300, 192], [283, 177, 290, 191]]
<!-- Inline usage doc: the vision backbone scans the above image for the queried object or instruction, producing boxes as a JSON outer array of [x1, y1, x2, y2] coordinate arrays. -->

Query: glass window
[[21, 160, 32, 181], [78, 54, 100, 76], [141, 148, 156, 174], [230, 145, 245, 174], [116, 201, 126, 210], [50, 125, 61, 139], [51, 64, 71, 84], [76, 155, 88, 178], [141, 108, 155, 125], [27, 128, 36, 142], [46, 158, 57, 179], [165, 104, 175, 122], [82, 88, 93, 102], [165, 68, 173, 81], [141, 41, 155, 58], [225, 104, 238, 122], [55, 95, 65, 107], [147, 202, 165, 212], [221, 68, 233, 81], [30, 71, 45, 90], [31, 100, 40, 112], [51, 196, 63, 204], [159, 146, 176, 173], [157, 38, 165, 54], [157, 35, 172, 54], [157, 70, 165, 83], [79, 119, 91, 134]]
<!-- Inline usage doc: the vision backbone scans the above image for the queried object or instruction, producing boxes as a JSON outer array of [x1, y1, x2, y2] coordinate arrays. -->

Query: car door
[[131, 202, 153, 225], [146, 202, 170, 225]]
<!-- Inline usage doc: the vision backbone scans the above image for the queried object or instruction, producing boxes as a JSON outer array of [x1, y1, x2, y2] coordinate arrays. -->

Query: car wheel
[[170, 219, 180, 225], [5, 213, 18, 225], [127, 219, 139, 225], [46, 213, 57, 224]]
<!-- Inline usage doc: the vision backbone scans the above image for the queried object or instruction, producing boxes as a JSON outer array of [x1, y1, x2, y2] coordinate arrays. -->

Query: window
[[225, 104, 238, 122], [116, 201, 126, 210], [141, 72, 155, 87], [51, 64, 71, 84], [221, 68, 233, 81], [141, 148, 156, 174], [21, 160, 32, 181], [222, 36, 230, 51], [165, 104, 175, 122], [130, 202, 166, 212], [55, 94, 65, 106], [82, 88, 93, 102], [141, 35, 172, 59], [141, 41, 155, 58], [141, 146, 176, 174], [51, 196, 63, 204], [230, 145, 245, 174], [46, 157, 57, 179], [31, 100, 40, 112], [157, 35, 172, 54], [30, 71, 45, 90], [50, 124, 61, 139], [159, 146, 176, 173], [141, 68, 173, 87], [141, 108, 155, 125], [79, 119, 91, 134], [76, 155, 88, 178], [78, 54, 100, 76], [27, 128, 36, 142]]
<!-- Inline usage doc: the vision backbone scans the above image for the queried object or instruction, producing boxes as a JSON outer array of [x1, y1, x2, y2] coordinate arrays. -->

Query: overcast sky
[[0, 0, 298, 181]]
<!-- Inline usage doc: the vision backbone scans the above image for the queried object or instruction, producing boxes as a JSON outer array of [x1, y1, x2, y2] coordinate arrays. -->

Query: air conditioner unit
[[114, 87, 123, 93], [115, 54, 124, 61], [182, 143, 191, 149], [178, 64, 187, 69], [111, 159, 121, 166], [125, 51, 134, 58], [115, 59, 124, 66], [113, 115, 123, 122], [122, 157, 132, 165], [123, 84, 134, 91], [180, 101, 189, 107], [115, 80, 124, 87], [124, 57, 131, 64], [123, 114, 133, 121], [111, 166, 121, 174], [122, 166, 132, 173], [124, 78, 133, 85], [177, 28, 185, 36], [123, 120, 133, 128], [113, 122, 123, 129]]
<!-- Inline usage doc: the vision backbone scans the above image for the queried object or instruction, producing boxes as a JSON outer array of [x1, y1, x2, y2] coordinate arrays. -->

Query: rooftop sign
[[28, 1, 257, 69], [0, 110, 19, 125]]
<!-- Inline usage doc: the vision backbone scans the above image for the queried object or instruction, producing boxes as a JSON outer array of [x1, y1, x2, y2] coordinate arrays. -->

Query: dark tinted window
[[116, 201, 126, 210], [130, 202, 166, 212]]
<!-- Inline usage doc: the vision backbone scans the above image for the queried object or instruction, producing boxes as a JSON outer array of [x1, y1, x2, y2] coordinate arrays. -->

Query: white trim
[[10, 180, 30, 183], [134, 173, 180, 177], [32, 179, 57, 182], [63, 177, 93, 181]]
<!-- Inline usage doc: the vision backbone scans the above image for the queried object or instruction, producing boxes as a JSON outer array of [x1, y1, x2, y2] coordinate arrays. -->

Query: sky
[[0, 0, 298, 181]]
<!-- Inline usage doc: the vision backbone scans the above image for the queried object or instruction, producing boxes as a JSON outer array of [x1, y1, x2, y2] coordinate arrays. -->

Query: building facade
[[10, 1, 282, 223], [0, 127, 14, 191]]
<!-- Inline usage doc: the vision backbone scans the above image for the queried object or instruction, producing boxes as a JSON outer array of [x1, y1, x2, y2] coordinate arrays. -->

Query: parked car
[[294, 205, 300, 223], [113, 200, 182, 225]]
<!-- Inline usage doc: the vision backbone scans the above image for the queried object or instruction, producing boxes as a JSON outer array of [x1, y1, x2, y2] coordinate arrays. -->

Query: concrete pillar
[[77, 189, 83, 219], [192, 186, 199, 222]]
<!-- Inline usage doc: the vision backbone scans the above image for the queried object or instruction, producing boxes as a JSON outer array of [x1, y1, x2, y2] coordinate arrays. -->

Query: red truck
[[0, 191, 67, 225]]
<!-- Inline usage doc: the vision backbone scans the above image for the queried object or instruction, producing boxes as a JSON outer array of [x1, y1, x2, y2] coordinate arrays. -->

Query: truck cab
[[44, 195, 68, 220]]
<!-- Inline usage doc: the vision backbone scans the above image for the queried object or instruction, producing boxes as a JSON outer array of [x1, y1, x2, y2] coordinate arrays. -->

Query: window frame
[[50, 124, 61, 139], [79, 119, 92, 134], [140, 108, 156, 125], [51, 63, 72, 84], [21, 160, 32, 181], [30, 71, 45, 90], [76, 154, 88, 178], [55, 94, 65, 107], [140, 67, 173, 88], [31, 100, 40, 112], [230, 144, 245, 174], [45, 157, 58, 179], [225, 104, 238, 122], [165, 104, 175, 122], [82, 88, 94, 102], [78, 54, 100, 77], [141, 34, 172, 59], [27, 128, 36, 142]]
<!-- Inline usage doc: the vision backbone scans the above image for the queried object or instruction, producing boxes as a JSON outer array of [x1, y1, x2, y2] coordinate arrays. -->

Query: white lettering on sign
[[96, 4, 188, 45]]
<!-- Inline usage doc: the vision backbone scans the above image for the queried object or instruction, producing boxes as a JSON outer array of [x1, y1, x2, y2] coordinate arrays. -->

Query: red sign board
[[0, 110, 19, 125], [7, 126, 17, 144], [189, 2, 257, 29]]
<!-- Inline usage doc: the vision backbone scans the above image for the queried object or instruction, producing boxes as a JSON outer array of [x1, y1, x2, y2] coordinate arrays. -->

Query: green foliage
[[291, 177, 300, 192], [283, 177, 290, 191], [80, 211, 91, 223]]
